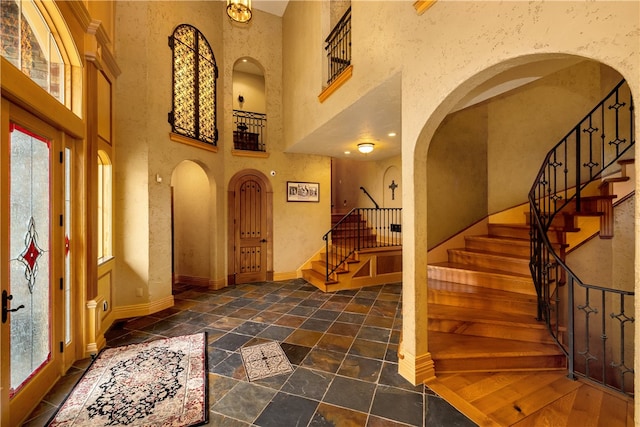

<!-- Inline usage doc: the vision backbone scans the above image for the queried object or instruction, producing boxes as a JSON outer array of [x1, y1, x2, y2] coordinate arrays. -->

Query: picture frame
[[287, 181, 319, 202]]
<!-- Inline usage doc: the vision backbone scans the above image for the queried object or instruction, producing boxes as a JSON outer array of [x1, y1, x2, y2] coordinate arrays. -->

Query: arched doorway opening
[[407, 54, 635, 391], [171, 161, 212, 291]]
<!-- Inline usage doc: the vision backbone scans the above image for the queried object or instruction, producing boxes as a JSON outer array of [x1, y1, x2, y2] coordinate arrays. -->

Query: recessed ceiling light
[[388, 132, 396, 137], [344, 151, 351, 155]]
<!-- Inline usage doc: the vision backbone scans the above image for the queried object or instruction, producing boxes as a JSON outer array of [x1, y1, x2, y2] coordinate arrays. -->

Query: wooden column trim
[[398, 349, 436, 385]]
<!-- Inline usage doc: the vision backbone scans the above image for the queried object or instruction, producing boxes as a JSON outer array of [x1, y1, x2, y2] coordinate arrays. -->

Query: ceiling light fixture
[[227, 0, 252, 23], [358, 143, 375, 154]]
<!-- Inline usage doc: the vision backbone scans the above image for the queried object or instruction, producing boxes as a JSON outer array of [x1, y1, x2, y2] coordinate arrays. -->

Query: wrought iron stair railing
[[323, 208, 402, 282], [529, 79, 635, 395]]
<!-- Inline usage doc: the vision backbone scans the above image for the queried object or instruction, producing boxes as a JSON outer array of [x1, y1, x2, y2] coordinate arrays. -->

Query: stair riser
[[427, 292, 536, 316], [448, 250, 530, 276], [488, 224, 530, 240], [465, 239, 530, 257], [428, 319, 554, 344], [428, 266, 536, 295], [433, 354, 566, 373], [311, 260, 347, 275], [301, 270, 330, 291]]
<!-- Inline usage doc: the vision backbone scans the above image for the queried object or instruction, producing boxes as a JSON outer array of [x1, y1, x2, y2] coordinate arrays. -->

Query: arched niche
[[232, 57, 265, 113]]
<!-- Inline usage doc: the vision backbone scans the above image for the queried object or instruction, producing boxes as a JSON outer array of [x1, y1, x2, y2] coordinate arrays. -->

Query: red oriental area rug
[[48, 333, 208, 426]]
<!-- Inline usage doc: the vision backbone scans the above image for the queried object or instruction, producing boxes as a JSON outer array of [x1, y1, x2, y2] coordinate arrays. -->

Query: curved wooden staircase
[[427, 223, 566, 373], [427, 156, 634, 375]]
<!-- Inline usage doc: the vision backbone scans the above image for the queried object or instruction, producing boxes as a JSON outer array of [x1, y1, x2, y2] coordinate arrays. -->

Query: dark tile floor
[[23, 279, 477, 427]]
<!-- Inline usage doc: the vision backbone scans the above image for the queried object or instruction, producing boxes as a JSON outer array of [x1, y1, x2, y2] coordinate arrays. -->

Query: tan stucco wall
[[232, 69, 266, 112], [114, 2, 333, 307], [283, 0, 639, 385], [427, 102, 488, 248], [487, 60, 607, 213], [567, 196, 635, 293], [332, 155, 402, 212]]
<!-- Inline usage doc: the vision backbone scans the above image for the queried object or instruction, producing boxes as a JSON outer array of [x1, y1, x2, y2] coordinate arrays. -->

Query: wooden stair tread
[[429, 261, 532, 279], [429, 332, 563, 358], [427, 279, 537, 302], [600, 176, 630, 184], [302, 268, 337, 285], [449, 247, 530, 261], [429, 304, 541, 328], [466, 235, 529, 245]]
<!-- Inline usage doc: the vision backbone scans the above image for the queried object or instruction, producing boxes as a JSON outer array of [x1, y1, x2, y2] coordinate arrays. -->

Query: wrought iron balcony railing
[[233, 109, 266, 152], [529, 79, 635, 395], [325, 7, 351, 85]]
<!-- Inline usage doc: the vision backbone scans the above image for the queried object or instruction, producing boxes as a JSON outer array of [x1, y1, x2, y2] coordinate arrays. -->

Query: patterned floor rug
[[47, 333, 208, 426], [240, 341, 293, 381]]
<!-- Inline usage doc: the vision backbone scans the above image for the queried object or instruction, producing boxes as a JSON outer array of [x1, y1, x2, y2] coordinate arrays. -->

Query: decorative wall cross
[[389, 180, 398, 200]]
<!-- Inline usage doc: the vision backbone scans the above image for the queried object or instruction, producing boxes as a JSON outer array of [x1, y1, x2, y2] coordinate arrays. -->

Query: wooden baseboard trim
[[112, 295, 175, 320], [175, 275, 210, 287], [209, 278, 227, 290], [273, 271, 299, 281]]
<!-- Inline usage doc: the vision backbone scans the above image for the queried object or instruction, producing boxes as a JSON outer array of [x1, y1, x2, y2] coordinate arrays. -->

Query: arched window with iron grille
[[168, 24, 218, 145]]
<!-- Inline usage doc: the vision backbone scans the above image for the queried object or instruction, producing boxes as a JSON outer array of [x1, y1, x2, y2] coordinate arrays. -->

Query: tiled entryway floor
[[24, 279, 477, 427]]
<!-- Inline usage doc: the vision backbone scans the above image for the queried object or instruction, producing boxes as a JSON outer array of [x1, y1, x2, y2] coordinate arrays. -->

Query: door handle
[[2, 290, 25, 324], [260, 239, 267, 243]]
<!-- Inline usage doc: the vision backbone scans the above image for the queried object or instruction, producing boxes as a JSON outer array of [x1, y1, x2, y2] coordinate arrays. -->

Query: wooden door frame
[[1, 102, 68, 425], [227, 169, 273, 285]]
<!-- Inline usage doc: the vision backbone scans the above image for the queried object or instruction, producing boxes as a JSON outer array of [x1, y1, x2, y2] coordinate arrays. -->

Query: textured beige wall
[[427, 102, 488, 249], [487, 61, 605, 213], [115, 2, 332, 307], [567, 197, 635, 293], [232, 70, 265, 112], [115, 1, 228, 305], [332, 156, 402, 212], [283, 0, 639, 383]]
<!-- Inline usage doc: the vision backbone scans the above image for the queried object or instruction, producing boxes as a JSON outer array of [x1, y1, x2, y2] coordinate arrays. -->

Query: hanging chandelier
[[227, 0, 252, 23]]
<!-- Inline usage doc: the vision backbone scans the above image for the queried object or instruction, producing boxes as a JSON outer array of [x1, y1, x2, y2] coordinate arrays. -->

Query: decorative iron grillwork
[[168, 24, 218, 145], [529, 80, 635, 395], [232, 110, 267, 152], [325, 7, 351, 85]]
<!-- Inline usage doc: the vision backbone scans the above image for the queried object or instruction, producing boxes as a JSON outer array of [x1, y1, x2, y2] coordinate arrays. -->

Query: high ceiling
[[252, 0, 289, 17]]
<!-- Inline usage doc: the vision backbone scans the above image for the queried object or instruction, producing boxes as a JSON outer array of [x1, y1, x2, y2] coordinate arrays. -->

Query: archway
[[403, 53, 636, 387], [171, 161, 211, 290]]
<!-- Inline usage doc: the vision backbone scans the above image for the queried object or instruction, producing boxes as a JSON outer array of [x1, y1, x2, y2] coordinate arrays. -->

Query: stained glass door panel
[[8, 123, 51, 395]]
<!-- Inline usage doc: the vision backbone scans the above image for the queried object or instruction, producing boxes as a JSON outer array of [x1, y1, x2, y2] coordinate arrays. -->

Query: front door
[[230, 172, 272, 284], [1, 110, 65, 425]]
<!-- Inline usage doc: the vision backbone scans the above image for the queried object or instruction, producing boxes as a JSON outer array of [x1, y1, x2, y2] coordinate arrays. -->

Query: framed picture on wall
[[287, 181, 319, 202]]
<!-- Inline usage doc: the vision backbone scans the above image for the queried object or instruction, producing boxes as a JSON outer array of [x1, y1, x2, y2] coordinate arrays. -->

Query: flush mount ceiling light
[[227, 0, 252, 23], [358, 143, 375, 154]]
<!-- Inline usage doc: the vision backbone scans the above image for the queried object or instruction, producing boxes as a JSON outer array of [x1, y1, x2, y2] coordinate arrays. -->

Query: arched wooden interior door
[[228, 170, 273, 285]]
